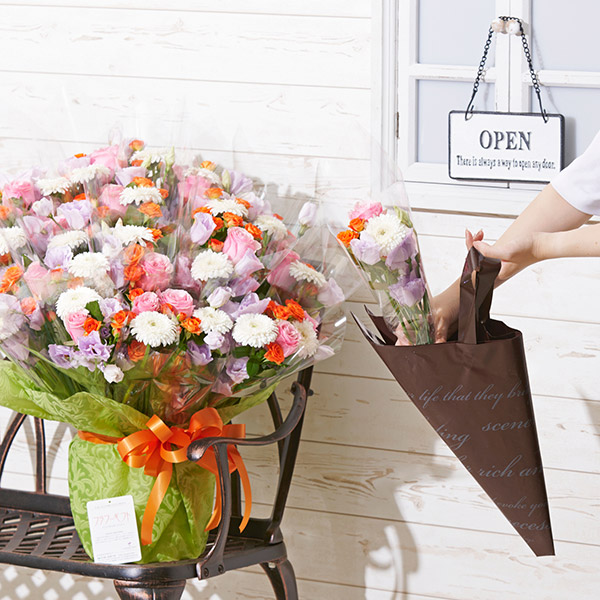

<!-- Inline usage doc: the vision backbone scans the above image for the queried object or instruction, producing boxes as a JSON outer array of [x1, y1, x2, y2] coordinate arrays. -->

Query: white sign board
[[449, 111, 564, 183]]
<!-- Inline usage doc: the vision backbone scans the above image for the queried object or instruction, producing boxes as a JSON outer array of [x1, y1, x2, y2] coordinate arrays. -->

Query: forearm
[[537, 223, 600, 260]]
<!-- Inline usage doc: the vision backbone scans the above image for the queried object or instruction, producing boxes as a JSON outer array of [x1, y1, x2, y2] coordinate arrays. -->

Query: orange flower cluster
[[223, 212, 243, 228], [209, 239, 224, 252], [349, 218, 365, 232], [128, 339, 147, 362], [0, 206, 10, 220], [129, 139, 144, 151], [138, 202, 163, 218], [0, 265, 23, 294], [245, 223, 262, 240], [336, 230, 359, 247], [124, 245, 145, 283], [181, 316, 202, 335], [285, 299, 305, 321], [111, 310, 135, 335], [205, 187, 223, 199], [83, 317, 102, 336], [264, 342, 284, 365], [267, 300, 291, 320]]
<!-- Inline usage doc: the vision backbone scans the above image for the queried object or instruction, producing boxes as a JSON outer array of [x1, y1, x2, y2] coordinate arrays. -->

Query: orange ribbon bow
[[78, 407, 251, 546]]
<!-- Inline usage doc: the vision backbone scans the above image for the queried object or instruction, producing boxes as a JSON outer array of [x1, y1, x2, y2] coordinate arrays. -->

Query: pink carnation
[[275, 320, 301, 357], [3, 179, 39, 208], [160, 289, 194, 317], [132, 291, 160, 314], [349, 202, 383, 221]]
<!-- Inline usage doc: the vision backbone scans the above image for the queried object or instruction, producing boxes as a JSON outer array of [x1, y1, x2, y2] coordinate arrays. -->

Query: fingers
[[465, 229, 484, 249], [472, 239, 505, 259]]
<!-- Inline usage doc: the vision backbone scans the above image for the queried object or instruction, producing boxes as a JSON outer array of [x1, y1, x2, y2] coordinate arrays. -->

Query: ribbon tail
[[205, 479, 222, 532], [229, 447, 252, 532], [141, 460, 172, 546]]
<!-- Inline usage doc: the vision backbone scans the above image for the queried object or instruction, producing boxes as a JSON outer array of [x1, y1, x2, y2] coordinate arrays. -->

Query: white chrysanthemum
[[67, 252, 110, 279], [293, 320, 320, 358], [70, 164, 112, 184], [232, 313, 278, 348], [193, 307, 233, 334], [289, 260, 327, 288], [190, 250, 234, 281], [47, 230, 88, 251], [364, 213, 408, 254], [119, 186, 164, 206], [112, 220, 154, 246], [184, 166, 221, 184], [206, 198, 248, 218], [130, 311, 179, 347], [55, 286, 102, 320], [131, 147, 175, 168], [37, 177, 72, 196], [254, 215, 288, 241], [0, 226, 27, 255]]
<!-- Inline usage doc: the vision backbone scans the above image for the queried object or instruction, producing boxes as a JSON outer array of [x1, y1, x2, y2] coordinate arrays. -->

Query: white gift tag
[[87, 495, 142, 564]]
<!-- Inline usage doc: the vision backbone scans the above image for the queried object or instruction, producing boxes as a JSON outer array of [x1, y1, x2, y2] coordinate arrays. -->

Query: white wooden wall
[[0, 2, 598, 599]]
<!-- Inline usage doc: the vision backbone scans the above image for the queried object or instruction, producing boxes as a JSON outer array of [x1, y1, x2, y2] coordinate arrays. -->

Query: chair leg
[[261, 557, 298, 600], [113, 579, 186, 600]]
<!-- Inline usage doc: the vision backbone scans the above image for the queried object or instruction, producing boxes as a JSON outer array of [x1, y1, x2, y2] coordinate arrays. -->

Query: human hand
[[431, 229, 483, 343], [473, 232, 543, 283]]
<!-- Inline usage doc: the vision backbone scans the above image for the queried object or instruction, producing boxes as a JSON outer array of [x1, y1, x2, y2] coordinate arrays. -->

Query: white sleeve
[[551, 130, 600, 215]]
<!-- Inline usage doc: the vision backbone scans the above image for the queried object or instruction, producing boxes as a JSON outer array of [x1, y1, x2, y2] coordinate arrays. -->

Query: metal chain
[[465, 16, 549, 122]]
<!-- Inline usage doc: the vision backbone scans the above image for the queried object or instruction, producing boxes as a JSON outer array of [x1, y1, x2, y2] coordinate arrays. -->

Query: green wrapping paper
[[0, 361, 276, 563]]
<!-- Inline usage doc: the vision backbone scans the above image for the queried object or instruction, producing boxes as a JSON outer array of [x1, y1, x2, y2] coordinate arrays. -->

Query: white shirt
[[552, 130, 600, 215]]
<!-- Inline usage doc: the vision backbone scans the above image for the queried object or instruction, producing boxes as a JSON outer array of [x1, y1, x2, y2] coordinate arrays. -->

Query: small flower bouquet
[[0, 138, 352, 562], [332, 194, 434, 345]]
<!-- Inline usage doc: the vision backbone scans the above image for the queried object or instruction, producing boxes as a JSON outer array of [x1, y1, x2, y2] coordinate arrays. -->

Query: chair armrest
[[187, 381, 308, 462]]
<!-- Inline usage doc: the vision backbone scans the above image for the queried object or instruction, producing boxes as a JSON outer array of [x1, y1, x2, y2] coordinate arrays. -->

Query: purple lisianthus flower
[[226, 356, 249, 384], [212, 376, 233, 397], [229, 276, 259, 296], [190, 212, 217, 245], [99, 297, 123, 320], [204, 330, 225, 351], [229, 171, 253, 196], [317, 278, 345, 307], [57, 199, 93, 229], [48, 344, 75, 368], [44, 246, 73, 270], [109, 262, 125, 289], [389, 276, 426, 307], [298, 202, 318, 227], [350, 234, 381, 265], [385, 231, 417, 271], [231, 293, 270, 319], [188, 341, 213, 366], [31, 197, 54, 218], [207, 286, 232, 308], [77, 331, 112, 364], [234, 249, 263, 278]]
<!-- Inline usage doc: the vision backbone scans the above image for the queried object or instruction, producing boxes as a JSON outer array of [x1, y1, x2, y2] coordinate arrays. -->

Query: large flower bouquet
[[332, 193, 434, 345], [0, 138, 350, 562]]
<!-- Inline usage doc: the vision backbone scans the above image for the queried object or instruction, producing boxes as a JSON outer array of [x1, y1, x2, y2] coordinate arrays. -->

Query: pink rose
[[276, 320, 301, 357], [160, 289, 194, 317], [3, 179, 39, 208], [222, 227, 260, 264], [23, 262, 51, 299], [64, 310, 88, 341], [139, 253, 174, 291], [90, 145, 121, 172], [349, 202, 384, 221], [132, 291, 160, 314], [98, 184, 127, 217], [266, 251, 300, 291]]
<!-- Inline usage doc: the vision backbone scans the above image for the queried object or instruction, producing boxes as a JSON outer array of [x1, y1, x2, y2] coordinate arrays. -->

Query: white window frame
[[374, 0, 600, 213]]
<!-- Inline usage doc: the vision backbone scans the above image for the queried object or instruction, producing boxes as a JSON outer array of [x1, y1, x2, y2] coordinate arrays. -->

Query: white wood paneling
[[0, 6, 370, 88]]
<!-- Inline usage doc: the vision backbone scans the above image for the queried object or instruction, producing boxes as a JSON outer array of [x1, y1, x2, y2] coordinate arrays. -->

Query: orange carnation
[[349, 218, 365, 232], [128, 288, 145, 300], [20, 297, 36, 316], [111, 310, 129, 332], [133, 177, 154, 188], [150, 228, 163, 241], [267, 300, 291, 321], [205, 187, 223, 199], [285, 299, 305, 321], [181, 317, 203, 335], [0, 265, 23, 293], [336, 230, 358, 247], [193, 207, 211, 216], [129, 139, 144, 151], [138, 202, 162, 218], [131, 159, 143, 167], [200, 161, 215, 170], [124, 264, 144, 282], [83, 317, 101, 336], [245, 223, 262, 240], [124, 244, 144, 265], [264, 342, 284, 365], [0, 206, 10, 220], [128, 340, 147, 362], [212, 217, 224, 229], [208, 239, 224, 252], [159, 188, 169, 199], [223, 212, 243, 228]]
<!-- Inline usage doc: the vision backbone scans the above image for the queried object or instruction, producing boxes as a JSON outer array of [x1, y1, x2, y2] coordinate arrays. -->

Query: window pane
[[535, 86, 600, 165], [418, 0, 496, 65], [531, 0, 600, 72], [417, 80, 494, 164]]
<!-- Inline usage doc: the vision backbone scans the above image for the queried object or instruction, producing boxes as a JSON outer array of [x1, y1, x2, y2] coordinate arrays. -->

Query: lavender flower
[[385, 231, 416, 271], [190, 212, 216, 245], [57, 199, 93, 229], [78, 331, 112, 363], [226, 357, 249, 384], [350, 234, 381, 265], [207, 286, 232, 308], [317, 278, 345, 307], [48, 344, 75, 368], [44, 246, 73, 270], [229, 171, 253, 195], [188, 341, 213, 366]]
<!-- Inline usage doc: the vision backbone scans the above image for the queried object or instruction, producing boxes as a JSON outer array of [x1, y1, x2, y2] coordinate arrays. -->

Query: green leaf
[[86, 300, 103, 322], [246, 359, 260, 378]]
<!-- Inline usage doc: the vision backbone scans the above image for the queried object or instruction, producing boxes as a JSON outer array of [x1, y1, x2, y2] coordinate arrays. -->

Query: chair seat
[[0, 499, 286, 582]]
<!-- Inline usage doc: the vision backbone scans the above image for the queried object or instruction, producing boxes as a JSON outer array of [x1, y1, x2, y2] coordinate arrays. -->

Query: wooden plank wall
[[0, 2, 598, 599]]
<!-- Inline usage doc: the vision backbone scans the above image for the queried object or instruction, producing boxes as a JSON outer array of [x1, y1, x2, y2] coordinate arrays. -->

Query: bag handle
[[458, 248, 501, 344]]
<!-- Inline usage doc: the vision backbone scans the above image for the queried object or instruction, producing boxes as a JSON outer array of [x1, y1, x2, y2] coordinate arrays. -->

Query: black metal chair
[[0, 367, 313, 599]]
